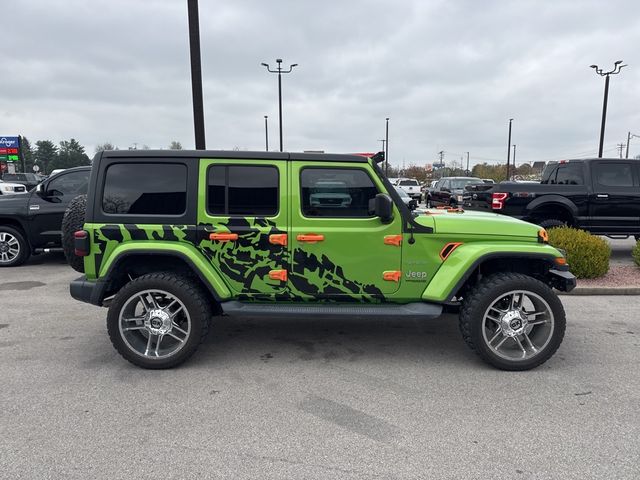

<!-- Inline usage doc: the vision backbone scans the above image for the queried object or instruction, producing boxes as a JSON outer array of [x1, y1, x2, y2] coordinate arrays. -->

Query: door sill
[[220, 301, 442, 319]]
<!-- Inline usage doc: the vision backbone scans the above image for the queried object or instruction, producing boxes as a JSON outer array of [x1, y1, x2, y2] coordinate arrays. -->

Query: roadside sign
[[32, 165, 40, 172], [0, 155, 7, 161], [0, 137, 19, 149]]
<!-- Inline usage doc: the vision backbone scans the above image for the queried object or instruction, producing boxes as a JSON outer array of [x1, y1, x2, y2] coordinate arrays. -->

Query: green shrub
[[633, 240, 640, 267], [547, 227, 610, 279]]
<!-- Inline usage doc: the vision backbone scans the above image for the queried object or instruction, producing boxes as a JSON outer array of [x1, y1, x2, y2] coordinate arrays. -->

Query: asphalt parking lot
[[1, 254, 639, 479]]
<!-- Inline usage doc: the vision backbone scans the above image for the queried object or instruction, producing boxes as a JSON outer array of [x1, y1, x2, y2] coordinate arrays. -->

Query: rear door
[[289, 161, 403, 301], [588, 161, 640, 233], [197, 160, 289, 297]]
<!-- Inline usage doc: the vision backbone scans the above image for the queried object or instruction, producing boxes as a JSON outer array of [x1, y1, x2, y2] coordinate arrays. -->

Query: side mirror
[[373, 193, 394, 223]]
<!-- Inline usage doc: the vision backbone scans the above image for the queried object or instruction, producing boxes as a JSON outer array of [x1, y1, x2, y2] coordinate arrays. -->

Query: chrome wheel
[[118, 289, 191, 359], [0, 232, 21, 264], [482, 290, 555, 362]]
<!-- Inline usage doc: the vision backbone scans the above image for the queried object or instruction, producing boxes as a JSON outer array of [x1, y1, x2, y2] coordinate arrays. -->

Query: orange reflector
[[555, 257, 567, 265], [383, 271, 401, 282], [384, 235, 402, 246], [538, 229, 549, 243], [268, 270, 288, 282]]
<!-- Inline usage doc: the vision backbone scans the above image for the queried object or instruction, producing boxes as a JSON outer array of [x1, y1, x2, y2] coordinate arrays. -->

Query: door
[[28, 169, 89, 247], [433, 179, 450, 205], [197, 160, 289, 297], [289, 162, 403, 301], [588, 161, 640, 233]]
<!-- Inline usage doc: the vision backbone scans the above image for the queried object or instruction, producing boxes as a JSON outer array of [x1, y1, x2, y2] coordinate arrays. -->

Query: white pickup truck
[[394, 178, 422, 202]]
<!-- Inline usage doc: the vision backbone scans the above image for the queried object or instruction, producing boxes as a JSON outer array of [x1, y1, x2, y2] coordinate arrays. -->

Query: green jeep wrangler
[[68, 150, 575, 370]]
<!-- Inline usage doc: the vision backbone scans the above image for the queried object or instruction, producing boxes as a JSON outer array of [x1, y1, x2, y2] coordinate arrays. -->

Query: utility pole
[[506, 118, 513, 180], [626, 132, 640, 158], [261, 59, 298, 152], [512, 144, 517, 173], [385, 117, 389, 176], [438, 150, 444, 178], [590, 61, 626, 158], [187, 0, 206, 149], [264, 115, 269, 151], [617, 143, 625, 158], [465, 152, 470, 175]]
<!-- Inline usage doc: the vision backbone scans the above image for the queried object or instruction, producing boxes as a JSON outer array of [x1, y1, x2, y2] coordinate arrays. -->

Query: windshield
[[394, 186, 410, 198], [450, 178, 482, 189], [398, 179, 418, 186]]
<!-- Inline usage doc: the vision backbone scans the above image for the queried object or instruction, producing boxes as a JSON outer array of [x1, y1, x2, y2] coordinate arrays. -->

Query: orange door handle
[[297, 234, 325, 243], [269, 234, 288, 246], [268, 270, 288, 282], [209, 233, 238, 242]]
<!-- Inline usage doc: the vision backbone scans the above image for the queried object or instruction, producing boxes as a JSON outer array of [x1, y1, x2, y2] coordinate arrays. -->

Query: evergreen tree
[[34, 140, 58, 174]]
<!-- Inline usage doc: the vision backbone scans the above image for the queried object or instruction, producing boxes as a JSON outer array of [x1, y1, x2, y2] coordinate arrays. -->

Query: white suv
[[395, 178, 422, 202]]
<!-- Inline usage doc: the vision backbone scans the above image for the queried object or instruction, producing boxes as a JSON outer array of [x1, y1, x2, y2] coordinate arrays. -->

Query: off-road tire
[[0, 225, 30, 267], [107, 273, 212, 369], [459, 273, 566, 371], [61, 194, 87, 273], [538, 219, 566, 230]]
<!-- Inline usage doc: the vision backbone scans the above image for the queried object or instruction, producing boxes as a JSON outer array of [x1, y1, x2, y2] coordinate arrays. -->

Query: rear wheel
[[459, 273, 565, 371], [0, 226, 30, 267], [107, 273, 212, 369]]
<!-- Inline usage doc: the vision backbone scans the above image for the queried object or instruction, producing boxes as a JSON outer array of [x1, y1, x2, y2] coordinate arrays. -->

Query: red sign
[[7, 148, 17, 154], [0, 149, 6, 154]]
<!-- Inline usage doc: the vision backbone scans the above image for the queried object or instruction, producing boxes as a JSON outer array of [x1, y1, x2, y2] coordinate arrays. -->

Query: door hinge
[[383, 234, 402, 246], [383, 271, 402, 282], [268, 270, 288, 282]]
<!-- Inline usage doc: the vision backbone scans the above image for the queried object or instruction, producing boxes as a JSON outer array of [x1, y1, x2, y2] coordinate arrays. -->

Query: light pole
[[187, 0, 205, 149], [378, 139, 386, 153], [264, 115, 269, 151], [590, 60, 626, 158], [512, 144, 517, 175], [625, 131, 639, 159], [506, 118, 513, 180], [261, 59, 298, 152], [465, 151, 470, 175], [385, 117, 389, 176]]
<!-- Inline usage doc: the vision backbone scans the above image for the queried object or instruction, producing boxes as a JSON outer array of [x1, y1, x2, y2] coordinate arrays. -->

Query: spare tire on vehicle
[[61, 194, 87, 273]]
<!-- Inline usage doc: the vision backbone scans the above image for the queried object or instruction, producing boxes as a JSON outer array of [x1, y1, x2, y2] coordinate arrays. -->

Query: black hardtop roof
[[99, 149, 368, 163]]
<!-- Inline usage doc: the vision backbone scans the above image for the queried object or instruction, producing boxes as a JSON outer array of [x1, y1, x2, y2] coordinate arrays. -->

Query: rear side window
[[300, 168, 378, 217], [554, 164, 584, 185], [102, 163, 187, 215], [593, 163, 634, 187], [207, 165, 279, 216]]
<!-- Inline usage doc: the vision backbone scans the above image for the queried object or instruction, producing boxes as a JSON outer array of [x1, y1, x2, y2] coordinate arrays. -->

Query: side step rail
[[220, 301, 443, 320]]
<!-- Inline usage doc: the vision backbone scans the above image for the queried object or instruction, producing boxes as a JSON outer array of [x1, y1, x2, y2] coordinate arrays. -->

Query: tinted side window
[[593, 163, 634, 187], [103, 163, 187, 215], [47, 171, 88, 197], [207, 165, 278, 216], [555, 164, 584, 185], [541, 165, 558, 184], [300, 168, 378, 218]]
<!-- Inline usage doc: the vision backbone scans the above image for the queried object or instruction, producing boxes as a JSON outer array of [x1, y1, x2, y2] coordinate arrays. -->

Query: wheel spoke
[[123, 316, 144, 323], [167, 332, 185, 343], [123, 325, 146, 332], [169, 305, 184, 319], [522, 333, 538, 353], [488, 328, 503, 345], [528, 319, 548, 326], [163, 299, 178, 312], [493, 336, 509, 351], [144, 334, 153, 356], [154, 334, 164, 356], [514, 336, 526, 357]]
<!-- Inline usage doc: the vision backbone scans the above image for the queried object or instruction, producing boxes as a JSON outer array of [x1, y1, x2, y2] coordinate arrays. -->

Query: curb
[[560, 287, 640, 296]]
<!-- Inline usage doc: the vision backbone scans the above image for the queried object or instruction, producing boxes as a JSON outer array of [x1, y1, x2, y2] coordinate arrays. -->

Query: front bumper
[[70, 275, 107, 306], [548, 269, 577, 292]]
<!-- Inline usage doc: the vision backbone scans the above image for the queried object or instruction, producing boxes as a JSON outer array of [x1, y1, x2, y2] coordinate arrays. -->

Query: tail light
[[491, 192, 508, 210], [74, 230, 89, 257]]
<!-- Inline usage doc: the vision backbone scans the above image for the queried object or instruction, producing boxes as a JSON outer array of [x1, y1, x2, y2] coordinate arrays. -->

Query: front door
[[289, 162, 403, 301], [197, 159, 289, 298], [28, 169, 89, 247]]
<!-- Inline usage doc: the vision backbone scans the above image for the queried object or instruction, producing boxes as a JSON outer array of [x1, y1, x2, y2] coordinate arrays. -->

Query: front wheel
[[459, 273, 566, 371], [0, 226, 30, 267], [107, 273, 212, 369]]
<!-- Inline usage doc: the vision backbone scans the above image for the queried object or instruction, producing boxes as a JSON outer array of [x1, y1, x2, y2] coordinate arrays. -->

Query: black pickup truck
[[0, 166, 90, 266], [463, 158, 640, 237]]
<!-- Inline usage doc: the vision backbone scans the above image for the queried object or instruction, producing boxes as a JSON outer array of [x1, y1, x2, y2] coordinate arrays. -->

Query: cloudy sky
[[2, 0, 639, 168]]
